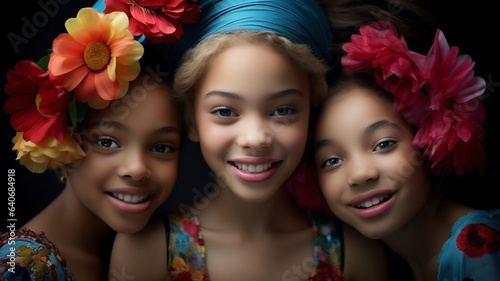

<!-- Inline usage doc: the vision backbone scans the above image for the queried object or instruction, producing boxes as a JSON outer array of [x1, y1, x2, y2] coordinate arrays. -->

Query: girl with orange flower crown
[[105, 0, 391, 280], [313, 21, 500, 281], [0, 4, 196, 280]]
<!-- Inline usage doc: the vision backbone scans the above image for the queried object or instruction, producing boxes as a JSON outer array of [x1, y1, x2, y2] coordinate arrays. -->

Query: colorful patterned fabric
[[0, 229, 73, 281], [165, 207, 343, 281], [438, 209, 500, 281]]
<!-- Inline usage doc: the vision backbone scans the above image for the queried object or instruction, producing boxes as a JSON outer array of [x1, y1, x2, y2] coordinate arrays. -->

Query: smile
[[231, 162, 273, 173], [111, 193, 150, 204], [356, 194, 392, 209]]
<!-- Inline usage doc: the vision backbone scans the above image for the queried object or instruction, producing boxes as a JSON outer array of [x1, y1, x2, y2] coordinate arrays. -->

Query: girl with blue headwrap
[[108, 0, 390, 280]]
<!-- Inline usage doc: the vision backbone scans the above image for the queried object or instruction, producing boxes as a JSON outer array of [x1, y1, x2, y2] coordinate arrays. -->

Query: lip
[[105, 187, 155, 214], [228, 158, 281, 182], [348, 189, 396, 219]]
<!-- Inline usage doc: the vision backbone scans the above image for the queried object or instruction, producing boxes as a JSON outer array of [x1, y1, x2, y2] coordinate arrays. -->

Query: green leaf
[[76, 100, 88, 124], [36, 49, 53, 71], [68, 97, 89, 132], [68, 98, 78, 131]]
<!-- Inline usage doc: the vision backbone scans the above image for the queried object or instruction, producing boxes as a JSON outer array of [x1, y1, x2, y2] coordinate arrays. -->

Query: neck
[[197, 183, 309, 235], [23, 184, 111, 255], [382, 188, 473, 280]]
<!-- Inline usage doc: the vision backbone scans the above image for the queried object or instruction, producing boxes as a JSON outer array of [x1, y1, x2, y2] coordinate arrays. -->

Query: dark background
[[1, 0, 499, 231], [0, 1, 498, 280]]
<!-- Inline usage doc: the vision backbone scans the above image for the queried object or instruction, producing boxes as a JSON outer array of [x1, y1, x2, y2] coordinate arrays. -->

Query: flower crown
[[341, 21, 487, 176], [3, 1, 200, 173]]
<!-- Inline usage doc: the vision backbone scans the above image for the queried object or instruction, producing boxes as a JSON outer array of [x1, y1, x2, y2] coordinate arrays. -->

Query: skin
[[110, 43, 389, 281], [190, 42, 311, 203], [314, 85, 474, 280], [191, 42, 313, 280], [23, 75, 182, 281]]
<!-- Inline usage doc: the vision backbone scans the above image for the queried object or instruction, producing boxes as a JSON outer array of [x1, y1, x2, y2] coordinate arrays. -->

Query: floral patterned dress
[[0, 229, 73, 281], [165, 207, 344, 281], [437, 208, 500, 281]]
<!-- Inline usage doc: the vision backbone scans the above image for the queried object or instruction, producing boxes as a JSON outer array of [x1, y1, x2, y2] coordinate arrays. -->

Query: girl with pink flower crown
[[0, 6, 186, 281], [313, 21, 500, 281]]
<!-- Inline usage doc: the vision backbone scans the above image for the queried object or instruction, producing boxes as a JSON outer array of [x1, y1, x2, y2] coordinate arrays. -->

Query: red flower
[[182, 220, 200, 244], [104, 0, 201, 44], [177, 271, 192, 281], [413, 29, 487, 175], [286, 158, 333, 215], [456, 223, 500, 258], [3, 60, 71, 143]]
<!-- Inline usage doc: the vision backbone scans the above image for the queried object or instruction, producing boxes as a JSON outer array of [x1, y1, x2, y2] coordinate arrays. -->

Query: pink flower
[[341, 21, 488, 176], [3, 60, 71, 143], [104, 0, 201, 44], [413, 30, 487, 175], [341, 21, 428, 125]]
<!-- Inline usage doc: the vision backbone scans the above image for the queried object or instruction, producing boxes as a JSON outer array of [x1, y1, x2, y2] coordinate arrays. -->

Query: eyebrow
[[314, 120, 400, 151], [314, 139, 334, 151], [203, 89, 303, 101], [84, 120, 180, 135], [363, 120, 400, 137]]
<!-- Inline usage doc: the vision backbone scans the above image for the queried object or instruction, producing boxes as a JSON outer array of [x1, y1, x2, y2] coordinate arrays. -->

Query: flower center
[[35, 94, 53, 118], [84, 41, 111, 71]]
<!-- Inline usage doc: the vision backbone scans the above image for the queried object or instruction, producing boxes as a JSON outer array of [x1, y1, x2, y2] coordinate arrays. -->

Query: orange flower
[[12, 132, 85, 173], [48, 7, 144, 109]]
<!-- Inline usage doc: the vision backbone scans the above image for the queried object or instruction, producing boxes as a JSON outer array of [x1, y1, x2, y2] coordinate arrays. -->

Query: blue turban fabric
[[94, 0, 333, 70]]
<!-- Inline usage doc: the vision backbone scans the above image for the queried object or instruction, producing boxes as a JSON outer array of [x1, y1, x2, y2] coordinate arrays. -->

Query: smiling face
[[190, 43, 311, 203], [65, 75, 182, 234], [314, 83, 431, 239]]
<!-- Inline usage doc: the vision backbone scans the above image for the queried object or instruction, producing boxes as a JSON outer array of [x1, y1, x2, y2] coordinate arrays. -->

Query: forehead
[[197, 43, 309, 97], [316, 87, 402, 134], [82, 81, 180, 129]]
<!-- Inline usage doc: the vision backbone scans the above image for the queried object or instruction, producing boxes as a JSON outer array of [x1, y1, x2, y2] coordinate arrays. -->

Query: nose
[[235, 116, 273, 150], [346, 153, 379, 186], [117, 148, 151, 181]]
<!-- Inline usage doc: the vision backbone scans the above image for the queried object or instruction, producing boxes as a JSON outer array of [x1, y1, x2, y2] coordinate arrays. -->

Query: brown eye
[[95, 138, 118, 148], [213, 108, 236, 117], [151, 144, 174, 153]]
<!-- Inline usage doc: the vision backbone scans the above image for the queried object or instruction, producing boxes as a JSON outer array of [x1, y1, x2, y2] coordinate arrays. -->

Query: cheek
[[158, 162, 179, 189], [385, 148, 425, 182], [277, 120, 309, 150], [318, 172, 343, 205]]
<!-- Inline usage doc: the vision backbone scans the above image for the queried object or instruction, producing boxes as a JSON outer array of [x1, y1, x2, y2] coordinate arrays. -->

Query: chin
[[110, 219, 148, 234]]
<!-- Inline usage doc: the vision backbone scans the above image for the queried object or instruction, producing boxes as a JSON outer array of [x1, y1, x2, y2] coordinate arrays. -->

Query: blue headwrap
[[94, 0, 333, 70]]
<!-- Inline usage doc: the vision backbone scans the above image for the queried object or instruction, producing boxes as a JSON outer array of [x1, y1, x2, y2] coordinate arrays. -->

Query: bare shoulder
[[108, 217, 167, 281], [341, 223, 390, 281]]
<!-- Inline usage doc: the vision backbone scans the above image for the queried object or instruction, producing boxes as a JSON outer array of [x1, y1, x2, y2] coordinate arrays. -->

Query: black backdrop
[[1, 0, 499, 232]]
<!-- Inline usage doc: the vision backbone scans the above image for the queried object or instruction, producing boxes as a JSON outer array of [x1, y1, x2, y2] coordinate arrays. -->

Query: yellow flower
[[13, 132, 85, 173], [48, 8, 144, 109]]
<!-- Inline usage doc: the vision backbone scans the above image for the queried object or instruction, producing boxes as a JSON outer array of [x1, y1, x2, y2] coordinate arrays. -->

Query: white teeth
[[356, 195, 390, 209], [112, 193, 148, 204], [234, 162, 272, 173]]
